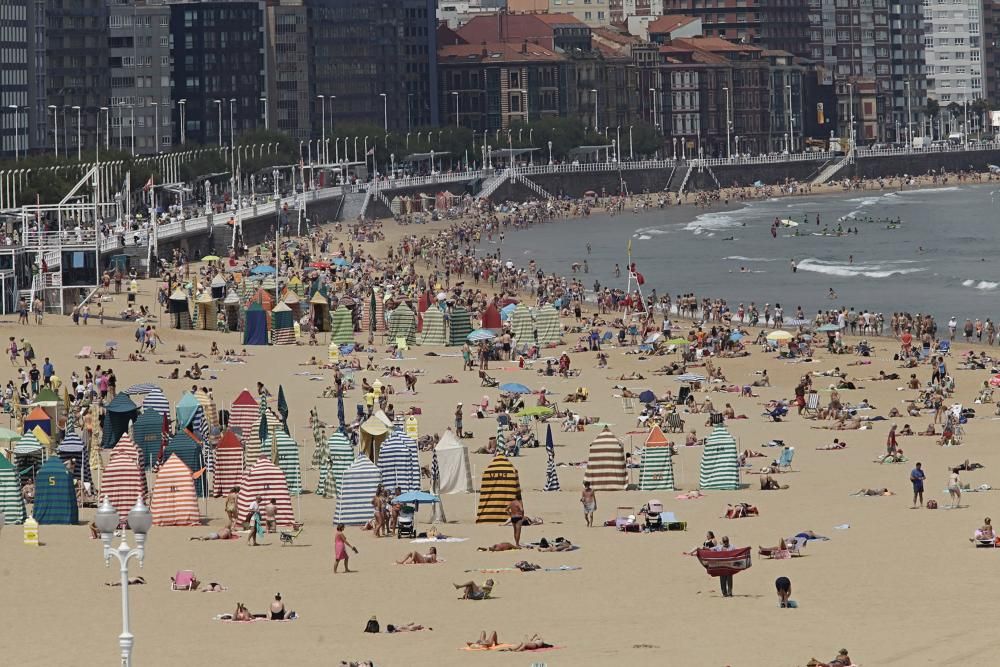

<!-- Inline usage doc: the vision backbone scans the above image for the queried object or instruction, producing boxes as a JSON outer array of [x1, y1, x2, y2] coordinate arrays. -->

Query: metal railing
[[854, 141, 1000, 158]]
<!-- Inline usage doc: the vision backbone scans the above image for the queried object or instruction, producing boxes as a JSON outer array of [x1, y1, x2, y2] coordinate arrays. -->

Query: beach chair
[[938, 340, 951, 356], [75, 346, 92, 359], [170, 570, 196, 591], [600, 331, 613, 346], [666, 412, 685, 433], [762, 404, 788, 421], [676, 386, 691, 405], [709, 412, 724, 426], [280, 524, 304, 546], [479, 370, 498, 387], [614, 506, 640, 533], [777, 446, 795, 471], [803, 392, 821, 417], [622, 397, 635, 414], [396, 505, 416, 539]]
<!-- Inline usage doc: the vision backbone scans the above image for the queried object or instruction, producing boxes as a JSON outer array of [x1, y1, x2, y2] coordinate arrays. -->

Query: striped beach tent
[[476, 453, 520, 523], [176, 393, 200, 431], [534, 304, 562, 345], [509, 304, 535, 344], [164, 430, 208, 497], [33, 456, 78, 524], [264, 430, 301, 495], [150, 454, 201, 526], [640, 426, 675, 491], [229, 390, 261, 459], [212, 431, 245, 497], [102, 393, 139, 448], [194, 389, 219, 431], [330, 307, 355, 344], [57, 432, 92, 485], [142, 387, 170, 416], [0, 452, 27, 524], [110, 432, 149, 498], [543, 424, 560, 492], [271, 302, 295, 345], [132, 408, 164, 469], [420, 306, 447, 346], [309, 409, 327, 466], [387, 303, 417, 346], [377, 430, 420, 493], [332, 454, 382, 525], [318, 431, 354, 497], [448, 305, 473, 346], [583, 427, 627, 491], [236, 458, 295, 527], [699, 425, 740, 490]]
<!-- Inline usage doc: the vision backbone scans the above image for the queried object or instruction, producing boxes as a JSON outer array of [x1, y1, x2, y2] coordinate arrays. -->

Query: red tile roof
[[673, 36, 763, 53], [456, 15, 555, 49], [438, 41, 565, 63], [533, 12, 588, 27], [647, 15, 699, 34]]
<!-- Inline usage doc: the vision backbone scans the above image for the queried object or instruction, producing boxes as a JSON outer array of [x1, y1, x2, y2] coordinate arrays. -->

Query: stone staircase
[[511, 172, 552, 199], [811, 153, 853, 185], [676, 163, 695, 195], [338, 191, 369, 221], [478, 170, 510, 199]]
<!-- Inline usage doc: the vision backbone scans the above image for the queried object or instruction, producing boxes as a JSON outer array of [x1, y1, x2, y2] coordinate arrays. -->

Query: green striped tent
[[448, 305, 472, 346], [265, 430, 302, 495], [639, 446, 675, 491], [699, 425, 741, 490], [0, 452, 26, 524], [34, 456, 78, 524], [387, 303, 417, 346], [509, 304, 535, 344], [320, 431, 354, 497], [316, 457, 337, 498], [534, 304, 562, 345], [330, 307, 355, 345], [420, 306, 447, 346]]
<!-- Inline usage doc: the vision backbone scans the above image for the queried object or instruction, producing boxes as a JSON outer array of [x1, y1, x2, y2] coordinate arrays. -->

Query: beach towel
[[410, 537, 468, 544], [695, 547, 752, 577], [213, 614, 299, 623], [461, 644, 562, 653]]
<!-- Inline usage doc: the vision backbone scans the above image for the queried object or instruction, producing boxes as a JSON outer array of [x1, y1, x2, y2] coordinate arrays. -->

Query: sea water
[[492, 183, 1000, 322]]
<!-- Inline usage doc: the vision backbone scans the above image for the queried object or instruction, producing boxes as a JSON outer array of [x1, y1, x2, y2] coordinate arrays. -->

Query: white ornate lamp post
[[96, 496, 152, 667]]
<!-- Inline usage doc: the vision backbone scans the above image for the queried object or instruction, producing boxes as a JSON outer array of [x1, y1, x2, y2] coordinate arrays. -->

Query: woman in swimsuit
[[453, 579, 494, 600], [396, 547, 438, 564], [507, 493, 525, 547]]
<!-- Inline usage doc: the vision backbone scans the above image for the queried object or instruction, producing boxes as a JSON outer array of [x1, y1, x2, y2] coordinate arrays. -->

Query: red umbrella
[[310, 261, 331, 269]]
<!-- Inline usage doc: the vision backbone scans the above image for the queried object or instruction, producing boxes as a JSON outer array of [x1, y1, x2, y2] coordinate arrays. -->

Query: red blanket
[[696, 547, 752, 577]]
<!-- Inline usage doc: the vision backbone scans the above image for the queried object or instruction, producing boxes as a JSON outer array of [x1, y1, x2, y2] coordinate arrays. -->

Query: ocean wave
[[636, 234, 652, 240], [898, 186, 959, 194], [685, 211, 742, 232], [795, 258, 924, 279], [724, 256, 780, 262], [634, 226, 672, 236], [961, 279, 999, 291]]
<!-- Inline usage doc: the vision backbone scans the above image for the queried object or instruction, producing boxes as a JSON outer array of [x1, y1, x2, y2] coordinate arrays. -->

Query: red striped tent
[[582, 427, 628, 491], [110, 432, 149, 497], [229, 390, 261, 459], [212, 430, 245, 497], [150, 454, 201, 526], [236, 457, 295, 528], [103, 449, 147, 524]]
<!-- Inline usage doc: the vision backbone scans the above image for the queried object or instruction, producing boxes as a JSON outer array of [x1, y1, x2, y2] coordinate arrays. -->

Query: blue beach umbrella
[[250, 265, 276, 275], [499, 383, 531, 394]]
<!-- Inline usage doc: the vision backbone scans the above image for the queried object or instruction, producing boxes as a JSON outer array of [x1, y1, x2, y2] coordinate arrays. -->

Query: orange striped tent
[[212, 431, 245, 497], [150, 454, 201, 526], [236, 457, 295, 528], [229, 390, 261, 458], [109, 432, 148, 498], [103, 449, 147, 524], [582, 427, 628, 491]]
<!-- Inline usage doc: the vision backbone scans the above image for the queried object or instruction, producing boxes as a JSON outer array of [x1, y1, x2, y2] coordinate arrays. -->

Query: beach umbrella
[[675, 373, 706, 383], [337, 395, 345, 428], [817, 323, 842, 332], [543, 424, 560, 491], [391, 490, 439, 504], [201, 255, 220, 262], [644, 332, 663, 344], [250, 265, 276, 275], [766, 330, 793, 342], [123, 383, 160, 395], [0, 427, 21, 445], [499, 382, 531, 394], [729, 332, 744, 342], [467, 329, 497, 342], [277, 385, 289, 434], [638, 390, 657, 404]]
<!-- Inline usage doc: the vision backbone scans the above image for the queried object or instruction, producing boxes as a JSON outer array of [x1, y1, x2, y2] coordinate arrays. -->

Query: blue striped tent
[[376, 430, 420, 493], [332, 454, 382, 526], [33, 456, 78, 524], [448, 305, 473, 346], [317, 431, 354, 497], [164, 430, 208, 497], [132, 408, 164, 469], [176, 393, 200, 430], [0, 452, 26, 524], [264, 430, 301, 495], [102, 393, 139, 448], [141, 387, 170, 416], [56, 432, 92, 485]]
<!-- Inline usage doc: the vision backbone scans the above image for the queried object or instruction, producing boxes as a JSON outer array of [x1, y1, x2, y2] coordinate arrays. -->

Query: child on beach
[[334, 524, 358, 573]]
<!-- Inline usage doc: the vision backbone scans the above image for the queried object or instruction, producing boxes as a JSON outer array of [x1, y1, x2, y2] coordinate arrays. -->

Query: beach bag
[[926, 500, 938, 509]]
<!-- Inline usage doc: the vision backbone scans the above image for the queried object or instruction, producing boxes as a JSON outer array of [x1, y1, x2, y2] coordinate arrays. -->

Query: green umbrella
[[666, 337, 691, 346], [0, 427, 22, 443], [517, 406, 554, 418]]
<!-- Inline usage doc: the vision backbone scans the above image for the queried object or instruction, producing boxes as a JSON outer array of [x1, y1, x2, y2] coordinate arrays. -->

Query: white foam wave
[[898, 186, 959, 194], [795, 258, 924, 279], [685, 211, 740, 232], [962, 279, 998, 291], [637, 234, 652, 240], [724, 256, 780, 262]]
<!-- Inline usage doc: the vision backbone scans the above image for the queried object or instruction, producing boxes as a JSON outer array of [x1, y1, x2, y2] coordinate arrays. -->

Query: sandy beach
[[3, 187, 1000, 667]]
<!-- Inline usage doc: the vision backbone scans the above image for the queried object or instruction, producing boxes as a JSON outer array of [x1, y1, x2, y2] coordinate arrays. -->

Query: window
[[972, 77, 981, 88], [159, 36, 168, 47], [584, 11, 591, 18], [969, 22, 979, 32], [971, 50, 980, 61]]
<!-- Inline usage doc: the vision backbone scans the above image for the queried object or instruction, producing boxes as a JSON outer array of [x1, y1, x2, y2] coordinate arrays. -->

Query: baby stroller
[[641, 500, 665, 532], [396, 505, 416, 539]]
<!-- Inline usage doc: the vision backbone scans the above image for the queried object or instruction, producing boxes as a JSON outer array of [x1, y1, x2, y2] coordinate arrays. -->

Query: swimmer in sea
[[829, 288, 838, 300]]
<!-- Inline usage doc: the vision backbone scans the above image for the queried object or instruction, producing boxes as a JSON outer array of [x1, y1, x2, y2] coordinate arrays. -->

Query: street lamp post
[[95, 496, 152, 667], [547, 140, 552, 165], [48, 105, 58, 157], [380, 93, 388, 132], [904, 80, 912, 145], [649, 88, 657, 129], [151, 103, 159, 154], [785, 83, 793, 153], [629, 125, 634, 160], [8, 105, 20, 161], [129, 106, 135, 156], [178, 99, 186, 147], [228, 98, 236, 150], [847, 83, 854, 150], [214, 99, 222, 148], [72, 106, 81, 161], [103, 106, 110, 150], [317, 95, 326, 164], [452, 92, 459, 128], [723, 85, 731, 159], [260, 97, 268, 130], [591, 89, 598, 132], [616, 126, 621, 161]]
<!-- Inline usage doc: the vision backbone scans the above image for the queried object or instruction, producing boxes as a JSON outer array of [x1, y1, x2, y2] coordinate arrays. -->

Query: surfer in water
[[828, 288, 838, 300], [791, 260, 797, 273]]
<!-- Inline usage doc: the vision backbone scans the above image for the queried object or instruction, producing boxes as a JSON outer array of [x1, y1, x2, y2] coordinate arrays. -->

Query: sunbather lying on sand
[[190, 527, 234, 540], [811, 417, 862, 430], [386, 622, 432, 632], [530, 537, 573, 552], [760, 475, 787, 491], [852, 488, 894, 496], [500, 634, 554, 651], [477, 542, 519, 552], [468, 630, 500, 649], [806, 648, 855, 666], [433, 375, 459, 384], [816, 439, 847, 450], [453, 579, 494, 600], [396, 547, 438, 564]]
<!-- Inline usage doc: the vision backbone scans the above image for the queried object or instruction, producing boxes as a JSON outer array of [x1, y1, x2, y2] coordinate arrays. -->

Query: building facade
[[663, 0, 812, 58], [108, 0, 173, 155], [889, 0, 926, 141], [924, 0, 984, 107], [0, 0, 30, 158], [169, 1, 265, 147], [265, 1, 310, 141]]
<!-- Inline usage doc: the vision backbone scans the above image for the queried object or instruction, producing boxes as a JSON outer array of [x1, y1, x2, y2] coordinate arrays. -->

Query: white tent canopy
[[434, 429, 473, 494]]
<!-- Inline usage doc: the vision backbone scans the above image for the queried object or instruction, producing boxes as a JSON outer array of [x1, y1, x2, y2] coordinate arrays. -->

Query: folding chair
[[666, 412, 685, 433], [803, 392, 821, 417], [75, 346, 92, 359], [171, 570, 196, 591], [479, 370, 498, 387], [777, 446, 795, 471], [622, 397, 636, 414]]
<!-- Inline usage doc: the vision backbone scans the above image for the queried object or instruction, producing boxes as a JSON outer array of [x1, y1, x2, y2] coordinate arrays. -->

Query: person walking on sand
[[247, 496, 263, 546], [580, 481, 597, 527], [507, 492, 525, 547], [910, 462, 925, 508], [224, 488, 239, 530], [949, 468, 962, 509], [334, 523, 357, 573]]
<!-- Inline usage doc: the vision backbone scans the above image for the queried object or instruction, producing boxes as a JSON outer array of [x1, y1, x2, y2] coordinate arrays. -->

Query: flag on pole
[[277, 385, 289, 434], [544, 424, 560, 491]]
